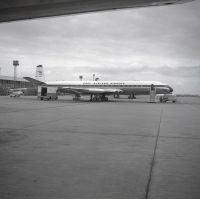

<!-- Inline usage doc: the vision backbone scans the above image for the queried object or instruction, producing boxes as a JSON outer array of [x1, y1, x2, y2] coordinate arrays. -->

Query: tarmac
[[0, 95, 200, 199]]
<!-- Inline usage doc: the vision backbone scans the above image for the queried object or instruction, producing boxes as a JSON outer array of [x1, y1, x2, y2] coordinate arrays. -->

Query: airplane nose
[[168, 86, 173, 93]]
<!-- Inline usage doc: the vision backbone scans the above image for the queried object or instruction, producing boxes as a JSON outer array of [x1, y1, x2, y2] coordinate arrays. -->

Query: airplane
[[24, 77, 173, 102]]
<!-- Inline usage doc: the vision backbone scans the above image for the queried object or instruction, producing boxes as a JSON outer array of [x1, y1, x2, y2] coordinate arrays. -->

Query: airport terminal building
[[0, 75, 37, 95]]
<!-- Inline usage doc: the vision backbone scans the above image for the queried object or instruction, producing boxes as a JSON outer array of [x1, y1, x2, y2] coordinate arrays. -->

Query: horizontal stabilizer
[[23, 77, 46, 85]]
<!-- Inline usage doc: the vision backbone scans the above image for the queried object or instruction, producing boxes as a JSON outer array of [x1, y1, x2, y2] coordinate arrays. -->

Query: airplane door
[[149, 84, 156, 103], [41, 87, 47, 96]]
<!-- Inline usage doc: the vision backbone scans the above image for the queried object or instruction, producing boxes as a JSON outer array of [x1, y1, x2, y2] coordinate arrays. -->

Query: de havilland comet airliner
[[24, 77, 173, 102]]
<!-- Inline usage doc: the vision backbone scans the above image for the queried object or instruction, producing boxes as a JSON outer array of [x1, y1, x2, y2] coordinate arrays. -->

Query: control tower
[[35, 65, 45, 82]]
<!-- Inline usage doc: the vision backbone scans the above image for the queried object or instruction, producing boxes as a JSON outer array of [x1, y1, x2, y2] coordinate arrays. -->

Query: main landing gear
[[113, 92, 120, 99], [73, 94, 81, 101], [128, 93, 136, 99], [90, 94, 108, 102]]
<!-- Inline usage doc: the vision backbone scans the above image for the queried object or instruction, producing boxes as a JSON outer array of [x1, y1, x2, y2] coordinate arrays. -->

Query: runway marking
[[145, 107, 163, 199]]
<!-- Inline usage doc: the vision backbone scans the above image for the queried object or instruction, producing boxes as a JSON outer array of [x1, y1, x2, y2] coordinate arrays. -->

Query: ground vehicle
[[9, 91, 23, 97], [37, 86, 58, 100], [156, 94, 177, 103]]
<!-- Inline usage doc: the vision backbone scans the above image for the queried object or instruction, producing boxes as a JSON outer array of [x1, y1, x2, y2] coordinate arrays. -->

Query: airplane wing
[[0, 0, 193, 23], [58, 87, 122, 95]]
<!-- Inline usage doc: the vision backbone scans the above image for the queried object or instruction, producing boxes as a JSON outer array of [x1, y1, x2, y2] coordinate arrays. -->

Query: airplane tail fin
[[23, 77, 46, 85], [24, 65, 46, 85]]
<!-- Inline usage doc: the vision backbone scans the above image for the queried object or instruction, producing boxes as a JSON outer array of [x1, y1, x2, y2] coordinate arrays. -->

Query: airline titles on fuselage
[[83, 82, 125, 85]]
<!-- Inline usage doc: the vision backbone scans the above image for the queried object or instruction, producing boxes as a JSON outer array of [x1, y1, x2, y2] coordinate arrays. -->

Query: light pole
[[79, 75, 83, 81], [13, 60, 19, 88]]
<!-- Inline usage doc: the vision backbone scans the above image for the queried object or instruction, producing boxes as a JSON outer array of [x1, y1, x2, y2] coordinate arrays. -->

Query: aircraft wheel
[[92, 97, 97, 101]]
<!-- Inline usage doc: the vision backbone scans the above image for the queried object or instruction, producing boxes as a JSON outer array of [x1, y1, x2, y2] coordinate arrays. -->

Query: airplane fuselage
[[45, 80, 173, 95]]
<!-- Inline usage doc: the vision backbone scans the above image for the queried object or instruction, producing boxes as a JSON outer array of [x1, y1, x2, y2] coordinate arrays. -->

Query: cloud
[[75, 65, 200, 78], [152, 65, 200, 77], [0, 0, 200, 94]]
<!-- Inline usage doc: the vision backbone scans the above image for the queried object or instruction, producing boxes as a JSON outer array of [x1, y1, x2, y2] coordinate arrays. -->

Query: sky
[[0, 0, 200, 94]]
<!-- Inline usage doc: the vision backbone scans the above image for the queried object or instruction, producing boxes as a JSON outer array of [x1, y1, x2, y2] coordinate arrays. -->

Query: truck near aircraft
[[156, 94, 177, 103], [37, 86, 58, 100]]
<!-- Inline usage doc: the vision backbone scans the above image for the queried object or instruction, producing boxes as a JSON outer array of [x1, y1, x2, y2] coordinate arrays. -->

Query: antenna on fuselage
[[79, 75, 83, 81]]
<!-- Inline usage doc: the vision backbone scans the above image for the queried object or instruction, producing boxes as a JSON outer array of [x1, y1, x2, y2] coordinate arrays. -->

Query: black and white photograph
[[0, 0, 200, 198]]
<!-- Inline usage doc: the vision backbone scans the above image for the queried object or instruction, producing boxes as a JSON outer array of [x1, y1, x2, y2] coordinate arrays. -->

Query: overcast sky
[[0, 0, 200, 94]]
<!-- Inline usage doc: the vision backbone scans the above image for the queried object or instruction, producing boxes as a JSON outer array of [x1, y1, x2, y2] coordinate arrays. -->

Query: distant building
[[0, 75, 37, 95]]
